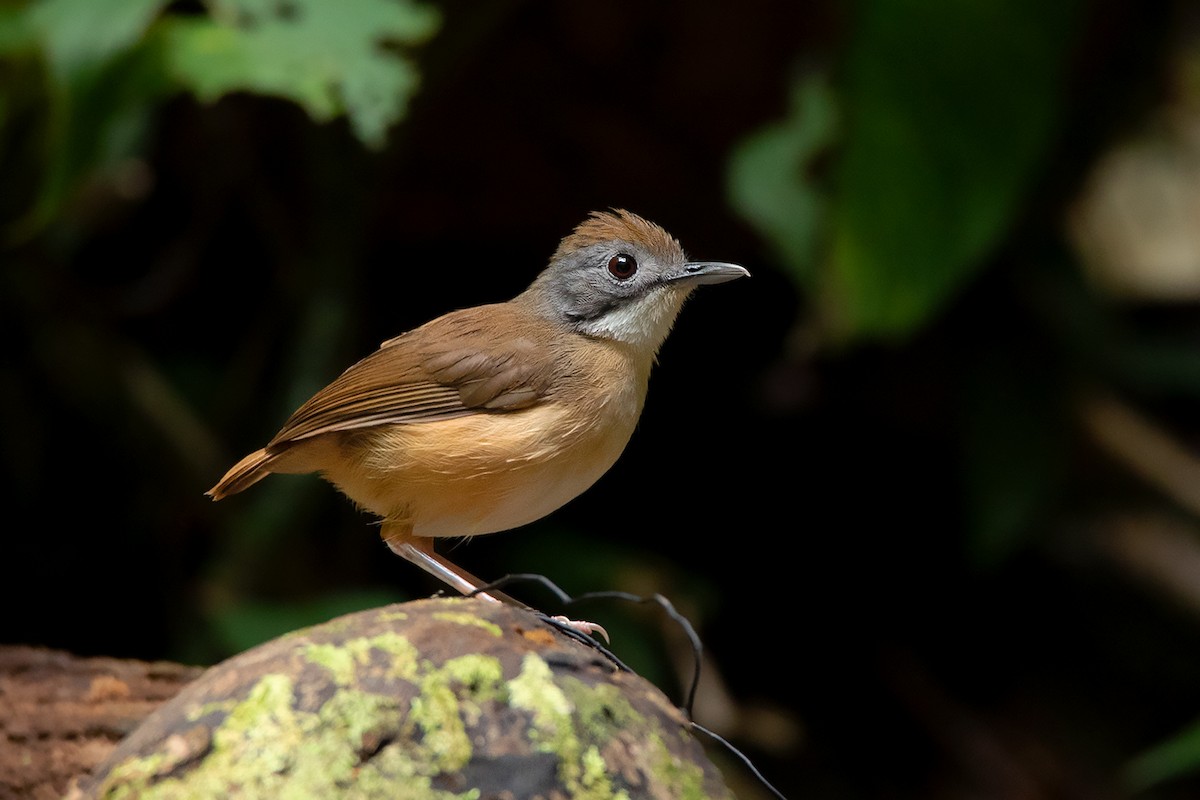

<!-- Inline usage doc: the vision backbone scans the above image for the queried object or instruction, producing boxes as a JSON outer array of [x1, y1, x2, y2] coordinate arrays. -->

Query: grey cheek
[[563, 291, 619, 323]]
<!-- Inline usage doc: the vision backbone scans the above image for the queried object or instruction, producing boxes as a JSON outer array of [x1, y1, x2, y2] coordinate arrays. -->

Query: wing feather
[[265, 303, 559, 450]]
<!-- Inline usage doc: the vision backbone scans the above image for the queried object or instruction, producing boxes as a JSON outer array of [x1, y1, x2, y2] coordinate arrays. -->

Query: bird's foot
[[548, 615, 609, 643]]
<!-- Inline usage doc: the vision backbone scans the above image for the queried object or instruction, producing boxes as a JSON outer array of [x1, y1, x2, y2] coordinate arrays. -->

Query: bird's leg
[[380, 525, 608, 642], [381, 525, 506, 603]]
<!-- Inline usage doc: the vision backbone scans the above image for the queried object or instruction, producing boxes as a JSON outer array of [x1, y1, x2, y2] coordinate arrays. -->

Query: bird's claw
[[549, 615, 609, 643]]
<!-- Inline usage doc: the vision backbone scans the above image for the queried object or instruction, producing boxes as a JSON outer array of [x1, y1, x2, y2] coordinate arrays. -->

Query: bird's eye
[[607, 253, 638, 280]]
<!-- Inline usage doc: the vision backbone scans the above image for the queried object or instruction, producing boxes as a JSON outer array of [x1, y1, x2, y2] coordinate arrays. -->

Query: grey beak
[[669, 261, 751, 286]]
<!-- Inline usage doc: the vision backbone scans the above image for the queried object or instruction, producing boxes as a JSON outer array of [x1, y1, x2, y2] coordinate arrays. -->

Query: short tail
[[207, 448, 273, 500]]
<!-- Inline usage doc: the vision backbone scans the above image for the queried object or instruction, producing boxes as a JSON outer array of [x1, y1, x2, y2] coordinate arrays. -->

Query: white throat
[[574, 286, 691, 351]]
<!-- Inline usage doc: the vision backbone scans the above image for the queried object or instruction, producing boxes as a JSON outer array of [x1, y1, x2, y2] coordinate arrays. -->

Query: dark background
[[5, 0, 1200, 797]]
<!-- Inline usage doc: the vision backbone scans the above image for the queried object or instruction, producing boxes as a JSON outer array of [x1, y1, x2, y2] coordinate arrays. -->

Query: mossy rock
[[79, 597, 734, 799]]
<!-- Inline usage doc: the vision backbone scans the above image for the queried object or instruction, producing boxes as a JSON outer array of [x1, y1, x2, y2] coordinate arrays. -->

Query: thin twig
[[471, 573, 788, 800]]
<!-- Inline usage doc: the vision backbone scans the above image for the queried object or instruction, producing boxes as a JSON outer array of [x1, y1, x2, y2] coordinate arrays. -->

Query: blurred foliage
[[728, 0, 1087, 570], [726, 0, 1200, 792], [728, 74, 838, 287], [206, 586, 405, 655], [1, 0, 439, 665], [7, 0, 1200, 797], [730, 0, 1082, 340], [0, 0, 437, 236], [1129, 716, 1200, 792], [163, 0, 439, 149]]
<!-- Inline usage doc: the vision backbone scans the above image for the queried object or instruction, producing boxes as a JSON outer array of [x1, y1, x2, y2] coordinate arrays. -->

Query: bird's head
[[523, 209, 749, 354]]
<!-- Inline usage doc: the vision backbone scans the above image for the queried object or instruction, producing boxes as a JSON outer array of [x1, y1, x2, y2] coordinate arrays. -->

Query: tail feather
[[207, 448, 274, 500]]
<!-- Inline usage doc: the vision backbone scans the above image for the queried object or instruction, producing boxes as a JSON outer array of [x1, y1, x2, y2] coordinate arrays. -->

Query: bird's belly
[[324, 401, 639, 538], [409, 452, 611, 538]]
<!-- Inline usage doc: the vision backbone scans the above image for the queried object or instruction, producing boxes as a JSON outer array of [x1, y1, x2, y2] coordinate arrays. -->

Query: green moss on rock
[[86, 598, 733, 800]]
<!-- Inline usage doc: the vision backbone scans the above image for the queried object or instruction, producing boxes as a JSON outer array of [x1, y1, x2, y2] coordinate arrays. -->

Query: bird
[[208, 209, 748, 629]]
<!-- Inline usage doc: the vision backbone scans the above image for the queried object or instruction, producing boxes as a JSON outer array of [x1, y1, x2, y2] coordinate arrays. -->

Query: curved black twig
[[474, 574, 704, 710], [469, 573, 788, 800], [691, 722, 790, 800]]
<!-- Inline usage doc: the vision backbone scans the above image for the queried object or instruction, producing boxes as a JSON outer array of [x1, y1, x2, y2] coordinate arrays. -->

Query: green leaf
[[26, 0, 164, 79], [163, 0, 440, 149], [0, 6, 36, 53], [4, 0, 169, 239], [727, 73, 838, 286], [826, 0, 1081, 338], [730, 0, 1084, 342], [1126, 716, 1200, 791], [3, 0, 437, 237]]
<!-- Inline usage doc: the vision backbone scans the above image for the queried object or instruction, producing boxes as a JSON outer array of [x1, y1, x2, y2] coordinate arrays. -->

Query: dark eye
[[607, 253, 637, 280]]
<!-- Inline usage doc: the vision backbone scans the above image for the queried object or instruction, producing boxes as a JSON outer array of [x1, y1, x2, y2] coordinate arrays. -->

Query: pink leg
[[381, 526, 608, 641]]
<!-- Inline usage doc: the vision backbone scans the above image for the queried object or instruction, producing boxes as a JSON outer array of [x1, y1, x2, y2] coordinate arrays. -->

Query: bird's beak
[[668, 261, 751, 286]]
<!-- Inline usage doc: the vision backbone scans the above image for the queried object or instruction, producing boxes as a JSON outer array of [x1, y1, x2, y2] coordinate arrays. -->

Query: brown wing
[[265, 303, 558, 449]]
